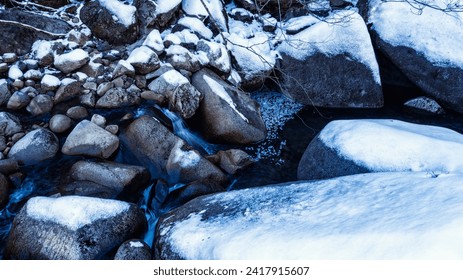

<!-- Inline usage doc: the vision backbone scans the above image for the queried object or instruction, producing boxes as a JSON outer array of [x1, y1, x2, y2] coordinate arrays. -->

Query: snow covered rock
[[31, 40, 54, 66], [26, 94, 53, 116], [54, 49, 90, 74], [8, 65, 23, 80], [62, 120, 119, 159], [69, 161, 150, 196], [0, 112, 22, 137], [147, 70, 203, 119], [156, 172, 463, 259], [165, 45, 201, 73], [0, 79, 11, 106], [0, 173, 9, 209], [80, 0, 139, 45], [404, 96, 445, 115], [142, 29, 165, 54], [367, 0, 463, 113], [298, 119, 463, 180], [41, 74, 61, 91], [135, 0, 181, 30], [114, 239, 152, 260], [182, 0, 227, 32], [112, 60, 135, 78], [228, 32, 275, 89], [5, 196, 146, 260], [175, 17, 213, 40], [197, 40, 231, 73], [191, 68, 266, 144], [126, 46, 161, 74], [49, 114, 73, 134], [0, 8, 70, 55], [277, 11, 383, 108], [120, 116, 227, 185], [8, 129, 59, 165], [96, 87, 141, 108]]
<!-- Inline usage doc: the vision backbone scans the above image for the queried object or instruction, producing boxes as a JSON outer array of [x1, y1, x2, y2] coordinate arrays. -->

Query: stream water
[[1, 88, 463, 258]]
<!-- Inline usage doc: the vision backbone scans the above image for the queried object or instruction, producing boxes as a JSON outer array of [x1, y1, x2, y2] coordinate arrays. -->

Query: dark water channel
[[1, 86, 463, 258]]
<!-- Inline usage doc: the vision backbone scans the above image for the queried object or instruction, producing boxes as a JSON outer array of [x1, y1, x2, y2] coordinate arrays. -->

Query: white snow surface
[[161, 172, 463, 259], [203, 75, 248, 123], [154, 0, 181, 14], [319, 119, 463, 173], [277, 10, 381, 84], [170, 142, 201, 168], [178, 16, 213, 39], [127, 46, 156, 64], [182, 0, 227, 31], [227, 32, 276, 78], [41, 74, 61, 88], [369, 0, 463, 68], [54, 49, 89, 67], [8, 65, 23, 80], [99, 0, 136, 27], [129, 241, 144, 248], [26, 196, 130, 231], [31, 40, 52, 60]]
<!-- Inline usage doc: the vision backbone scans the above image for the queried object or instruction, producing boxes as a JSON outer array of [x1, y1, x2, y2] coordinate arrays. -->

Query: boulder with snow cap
[[54, 49, 90, 74], [120, 116, 227, 185], [155, 172, 463, 259], [5, 196, 146, 259], [126, 46, 161, 74], [191, 68, 266, 144], [8, 128, 59, 165], [298, 119, 463, 180], [62, 120, 119, 159], [228, 32, 275, 89], [148, 69, 203, 119], [165, 45, 201, 73], [277, 11, 383, 108], [182, 0, 227, 32], [367, 0, 463, 113], [197, 40, 231, 73], [80, 0, 139, 45]]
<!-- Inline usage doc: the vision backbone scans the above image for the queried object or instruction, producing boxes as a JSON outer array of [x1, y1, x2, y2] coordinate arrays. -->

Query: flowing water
[[2, 89, 463, 258]]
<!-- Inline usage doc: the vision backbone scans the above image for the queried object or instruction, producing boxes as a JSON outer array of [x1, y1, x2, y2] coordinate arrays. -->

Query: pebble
[[49, 114, 73, 134]]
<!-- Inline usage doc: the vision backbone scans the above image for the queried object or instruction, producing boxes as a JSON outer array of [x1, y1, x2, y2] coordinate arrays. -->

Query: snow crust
[[203, 75, 249, 123], [99, 0, 136, 27], [31, 40, 52, 61], [369, 0, 463, 68], [319, 119, 463, 173], [26, 196, 129, 231], [278, 11, 381, 84], [161, 172, 463, 259]]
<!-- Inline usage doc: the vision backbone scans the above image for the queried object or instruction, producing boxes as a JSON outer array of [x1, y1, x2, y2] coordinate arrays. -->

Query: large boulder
[[62, 120, 119, 159], [69, 161, 150, 196], [0, 8, 71, 55], [8, 129, 59, 165], [156, 172, 463, 259], [191, 68, 266, 144], [277, 11, 383, 108], [80, 0, 139, 45], [147, 69, 203, 119], [5, 196, 146, 259], [367, 0, 463, 113], [298, 119, 463, 180], [120, 116, 227, 185], [54, 49, 90, 74]]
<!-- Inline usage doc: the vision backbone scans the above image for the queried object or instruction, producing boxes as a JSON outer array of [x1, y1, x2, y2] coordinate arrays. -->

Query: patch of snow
[[99, 0, 136, 27], [162, 172, 463, 259], [41, 74, 61, 88], [227, 17, 262, 39], [163, 33, 182, 45], [319, 119, 463, 173], [31, 40, 52, 60], [278, 11, 381, 84], [61, 78, 77, 86], [143, 29, 165, 53], [127, 46, 156, 65], [154, 0, 181, 14], [177, 30, 200, 45], [178, 16, 213, 39], [369, 0, 463, 68], [170, 142, 201, 168], [26, 196, 130, 231], [161, 69, 189, 85], [8, 65, 23, 80], [227, 32, 276, 78], [203, 75, 249, 123], [129, 241, 144, 248], [54, 49, 89, 67]]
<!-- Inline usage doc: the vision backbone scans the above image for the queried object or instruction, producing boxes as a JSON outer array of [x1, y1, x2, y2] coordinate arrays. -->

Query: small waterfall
[[161, 108, 218, 155], [139, 184, 158, 248]]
